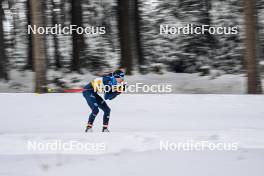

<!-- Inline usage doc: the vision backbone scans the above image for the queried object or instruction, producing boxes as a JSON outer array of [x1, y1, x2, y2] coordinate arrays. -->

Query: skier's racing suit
[[82, 74, 124, 127]]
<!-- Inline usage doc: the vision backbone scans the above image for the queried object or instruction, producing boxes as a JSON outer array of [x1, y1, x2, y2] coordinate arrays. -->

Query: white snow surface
[[0, 94, 264, 176]]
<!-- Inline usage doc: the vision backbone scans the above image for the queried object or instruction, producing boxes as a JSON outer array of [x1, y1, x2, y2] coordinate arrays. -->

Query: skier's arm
[[103, 76, 125, 100], [105, 82, 127, 100]]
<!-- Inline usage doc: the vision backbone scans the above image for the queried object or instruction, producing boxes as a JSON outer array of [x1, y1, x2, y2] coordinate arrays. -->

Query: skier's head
[[113, 69, 125, 83]]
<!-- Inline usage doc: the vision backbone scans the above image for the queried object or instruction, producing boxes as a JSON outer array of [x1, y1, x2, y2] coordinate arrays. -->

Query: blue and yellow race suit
[[82, 75, 124, 126]]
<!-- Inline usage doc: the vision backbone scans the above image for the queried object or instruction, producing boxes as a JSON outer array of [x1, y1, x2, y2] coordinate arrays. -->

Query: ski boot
[[85, 124, 93, 132], [102, 126, 110, 132]]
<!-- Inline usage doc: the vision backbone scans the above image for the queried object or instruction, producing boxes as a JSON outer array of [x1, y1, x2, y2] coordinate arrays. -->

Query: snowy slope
[[0, 94, 264, 176], [0, 70, 261, 93]]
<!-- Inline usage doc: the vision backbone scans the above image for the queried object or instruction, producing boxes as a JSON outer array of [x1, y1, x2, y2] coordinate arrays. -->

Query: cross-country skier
[[83, 69, 126, 132]]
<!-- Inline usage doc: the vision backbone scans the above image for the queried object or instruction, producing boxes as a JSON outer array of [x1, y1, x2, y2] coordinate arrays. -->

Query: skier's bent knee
[[104, 107, 111, 115], [92, 108, 99, 116]]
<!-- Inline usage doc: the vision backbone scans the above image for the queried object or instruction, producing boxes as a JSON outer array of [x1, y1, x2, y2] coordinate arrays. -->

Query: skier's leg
[[97, 97, 111, 132], [83, 91, 100, 128], [88, 105, 99, 126], [100, 101, 111, 126]]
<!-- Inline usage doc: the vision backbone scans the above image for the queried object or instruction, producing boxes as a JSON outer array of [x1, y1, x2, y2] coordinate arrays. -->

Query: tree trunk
[[117, 0, 143, 75], [10, 0, 17, 50], [30, 0, 47, 93], [117, 0, 133, 75], [244, 0, 262, 94], [25, 0, 33, 70], [135, 0, 145, 73], [0, 0, 8, 81], [52, 0, 61, 69], [60, 0, 66, 27], [71, 0, 84, 73], [203, 0, 215, 45]]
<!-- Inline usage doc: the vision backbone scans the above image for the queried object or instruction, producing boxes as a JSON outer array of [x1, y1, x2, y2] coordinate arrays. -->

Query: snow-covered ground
[[0, 94, 264, 176]]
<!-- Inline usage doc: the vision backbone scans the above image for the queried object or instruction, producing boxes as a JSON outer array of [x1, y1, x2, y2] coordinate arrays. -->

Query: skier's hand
[[112, 82, 126, 93]]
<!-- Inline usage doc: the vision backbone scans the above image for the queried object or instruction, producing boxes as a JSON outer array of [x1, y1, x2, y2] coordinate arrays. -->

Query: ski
[[47, 88, 85, 93]]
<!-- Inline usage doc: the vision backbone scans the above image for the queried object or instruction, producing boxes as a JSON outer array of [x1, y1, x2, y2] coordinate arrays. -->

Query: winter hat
[[113, 69, 125, 79]]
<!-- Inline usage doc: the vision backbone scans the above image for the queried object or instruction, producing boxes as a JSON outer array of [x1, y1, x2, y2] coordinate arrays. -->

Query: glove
[[113, 82, 127, 93]]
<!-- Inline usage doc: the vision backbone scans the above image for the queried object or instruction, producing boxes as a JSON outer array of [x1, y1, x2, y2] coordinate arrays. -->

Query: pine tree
[[0, 0, 8, 81], [25, 0, 33, 70], [52, 0, 61, 69], [117, 0, 134, 75], [177, 0, 216, 73], [71, 0, 84, 73], [117, 0, 144, 75], [244, 0, 262, 94], [211, 0, 244, 73], [135, 0, 145, 73], [81, 0, 117, 72], [30, 0, 47, 93]]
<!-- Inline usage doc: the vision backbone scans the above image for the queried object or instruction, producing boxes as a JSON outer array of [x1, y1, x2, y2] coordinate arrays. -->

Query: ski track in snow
[[0, 131, 264, 156], [0, 94, 264, 176]]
